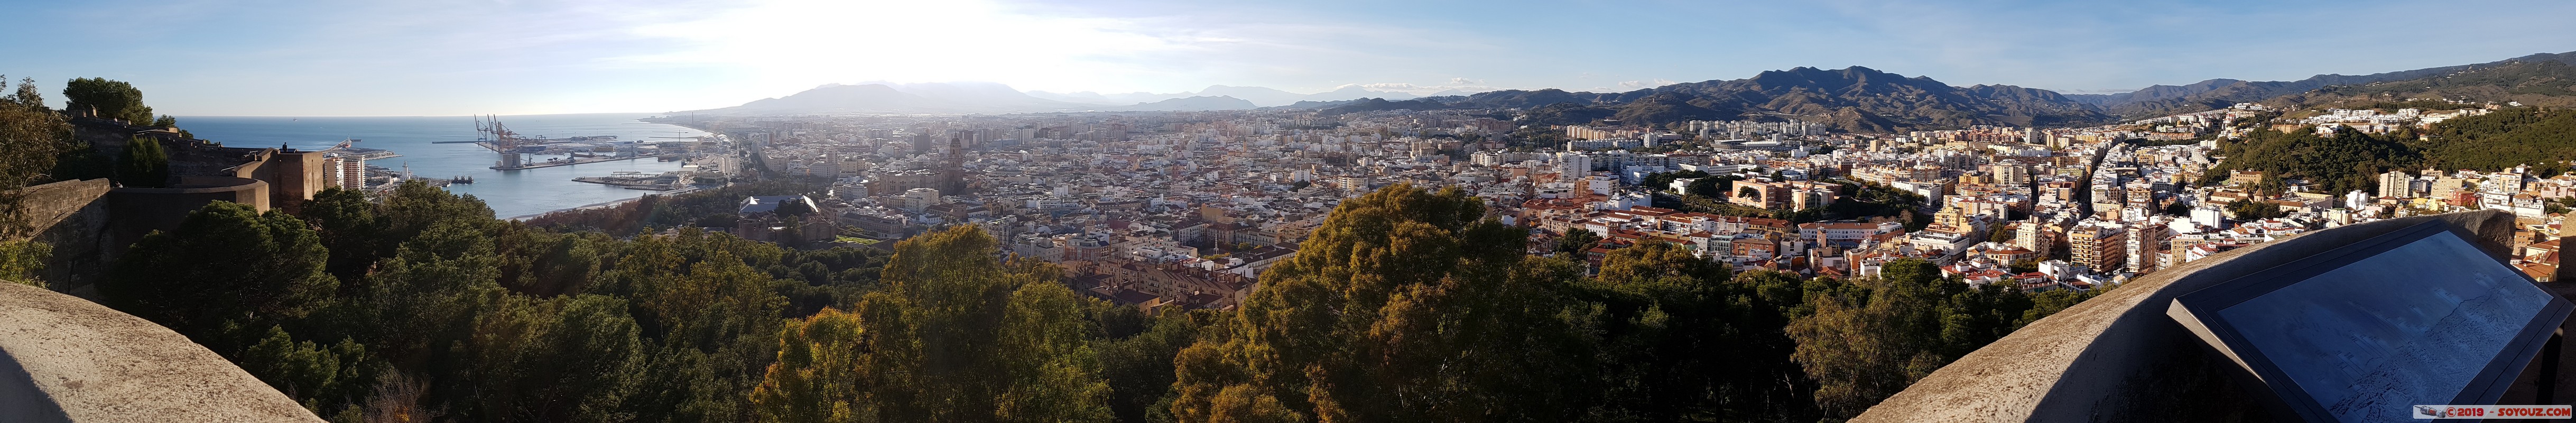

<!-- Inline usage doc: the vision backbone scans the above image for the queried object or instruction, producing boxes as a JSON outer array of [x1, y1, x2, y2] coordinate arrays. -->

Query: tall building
[[2070, 220, 2128, 274], [2377, 170, 2413, 198], [937, 134, 968, 195], [1554, 152, 1593, 177], [329, 154, 367, 191], [1991, 163, 2031, 188], [2013, 217, 2058, 258], [2126, 218, 2171, 274]]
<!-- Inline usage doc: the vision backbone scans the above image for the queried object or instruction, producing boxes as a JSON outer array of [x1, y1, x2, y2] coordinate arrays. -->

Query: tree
[[62, 77, 155, 123], [1584, 242, 1815, 421], [0, 76, 68, 236], [753, 226, 1113, 422], [1555, 228, 1602, 256], [1171, 184, 1595, 423], [107, 201, 337, 337], [116, 136, 170, 187], [0, 78, 66, 287], [695, 213, 740, 228], [2226, 198, 2288, 220], [775, 198, 813, 217]]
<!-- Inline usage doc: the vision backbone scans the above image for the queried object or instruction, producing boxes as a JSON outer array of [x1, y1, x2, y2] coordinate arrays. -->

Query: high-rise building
[[2070, 220, 2128, 273], [329, 154, 367, 191], [1991, 163, 2031, 188], [2377, 170, 2413, 198], [937, 134, 968, 195], [1554, 152, 1592, 177], [2126, 218, 2171, 274]]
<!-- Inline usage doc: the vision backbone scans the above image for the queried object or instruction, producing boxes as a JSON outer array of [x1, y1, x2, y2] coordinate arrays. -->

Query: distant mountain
[[693, 82, 1100, 114], [1304, 86, 1419, 103], [1458, 67, 2110, 132], [1194, 86, 1309, 107], [1110, 96, 1257, 112], [1027, 90, 1197, 105], [2062, 78, 2243, 107], [1315, 98, 1460, 116], [2275, 56, 2576, 108], [1023, 90, 1117, 104], [691, 51, 2576, 126], [1187, 85, 1417, 107], [721, 84, 936, 114], [2068, 51, 2576, 118]]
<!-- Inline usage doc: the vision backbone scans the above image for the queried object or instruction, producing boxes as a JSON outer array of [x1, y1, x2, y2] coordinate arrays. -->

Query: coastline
[[505, 185, 707, 221]]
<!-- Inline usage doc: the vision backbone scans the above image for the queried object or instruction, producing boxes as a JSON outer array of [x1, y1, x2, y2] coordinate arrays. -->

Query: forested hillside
[[2202, 107, 2576, 193]]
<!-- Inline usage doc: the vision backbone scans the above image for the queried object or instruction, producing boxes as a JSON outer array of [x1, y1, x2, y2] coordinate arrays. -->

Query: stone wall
[[6, 179, 112, 295]]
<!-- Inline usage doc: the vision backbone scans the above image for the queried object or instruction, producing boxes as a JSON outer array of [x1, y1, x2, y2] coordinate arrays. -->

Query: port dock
[[490, 153, 661, 170]]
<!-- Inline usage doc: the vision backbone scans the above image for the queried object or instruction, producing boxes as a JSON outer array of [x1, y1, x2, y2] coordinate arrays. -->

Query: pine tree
[[62, 77, 154, 123], [116, 136, 170, 187]]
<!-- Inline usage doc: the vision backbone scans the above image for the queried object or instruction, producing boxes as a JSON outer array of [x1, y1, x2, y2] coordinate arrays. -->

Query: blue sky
[[5, 0, 2572, 116]]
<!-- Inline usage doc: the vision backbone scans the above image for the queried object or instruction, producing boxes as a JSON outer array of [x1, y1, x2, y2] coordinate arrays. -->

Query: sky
[[5, 0, 2573, 116]]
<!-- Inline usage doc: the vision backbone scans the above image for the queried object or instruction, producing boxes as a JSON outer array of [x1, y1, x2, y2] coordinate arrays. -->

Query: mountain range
[[683, 50, 2576, 132], [688, 82, 1395, 115], [2063, 51, 2576, 118], [1028, 85, 1420, 107]]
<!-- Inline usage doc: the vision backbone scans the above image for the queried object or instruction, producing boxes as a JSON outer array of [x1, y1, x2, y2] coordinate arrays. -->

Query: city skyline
[[7, 0, 2574, 116]]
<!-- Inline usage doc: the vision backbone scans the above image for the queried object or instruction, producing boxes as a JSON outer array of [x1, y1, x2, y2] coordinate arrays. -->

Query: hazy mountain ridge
[[2069, 51, 2576, 118], [2272, 57, 2576, 109], [702, 82, 1416, 114], [1439, 66, 2112, 132], [692, 51, 2576, 130]]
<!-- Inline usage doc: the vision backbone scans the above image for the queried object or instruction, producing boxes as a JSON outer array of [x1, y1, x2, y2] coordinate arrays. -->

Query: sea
[[174, 113, 711, 218]]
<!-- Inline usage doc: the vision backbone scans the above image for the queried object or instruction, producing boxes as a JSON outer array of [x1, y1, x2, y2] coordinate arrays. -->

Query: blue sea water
[[174, 113, 710, 218]]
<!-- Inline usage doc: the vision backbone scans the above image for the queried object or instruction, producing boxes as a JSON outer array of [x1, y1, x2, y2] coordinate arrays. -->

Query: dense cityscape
[[567, 98, 2555, 314]]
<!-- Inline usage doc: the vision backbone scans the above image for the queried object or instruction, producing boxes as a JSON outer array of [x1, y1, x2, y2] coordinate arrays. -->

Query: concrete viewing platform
[[0, 282, 323, 422], [1852, 210, 2572, 422]]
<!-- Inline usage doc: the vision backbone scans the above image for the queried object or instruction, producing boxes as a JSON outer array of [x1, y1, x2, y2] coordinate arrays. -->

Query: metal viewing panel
[[2170, 220, 2572, 423]]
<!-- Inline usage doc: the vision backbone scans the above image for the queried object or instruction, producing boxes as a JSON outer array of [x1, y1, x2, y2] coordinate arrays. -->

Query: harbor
[[496, 152, 664, 170], [571, 170, 694, 190], [174, 114, 714, 217], [463, 116, 692, 170]]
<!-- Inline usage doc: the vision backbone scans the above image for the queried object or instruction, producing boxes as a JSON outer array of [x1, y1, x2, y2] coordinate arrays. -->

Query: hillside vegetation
[[63, 181, 2108, 422], [2204, 107, 2576, 192]]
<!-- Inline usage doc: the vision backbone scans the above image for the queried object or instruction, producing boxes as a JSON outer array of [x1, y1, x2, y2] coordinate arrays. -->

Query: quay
[[492, 153, 660, 170]]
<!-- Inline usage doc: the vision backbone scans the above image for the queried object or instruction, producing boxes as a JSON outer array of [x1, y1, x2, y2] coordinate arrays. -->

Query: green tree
[[751, 307, 868, 423], [1584, 242, 1815, 421], [62, 77, 155, 123], [1, 76, 69, 235], [107, 201, 337, 337], [2226, 198, 2288, 220], [754, 225, 1114, 422], [1555, 228, 1602, 256], [116, 136, 170, 187], [0, 240, 46, 287], [1171, 184, 1595, 423], [300, 188, 384, 283], [775, 198, 813, 217]]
